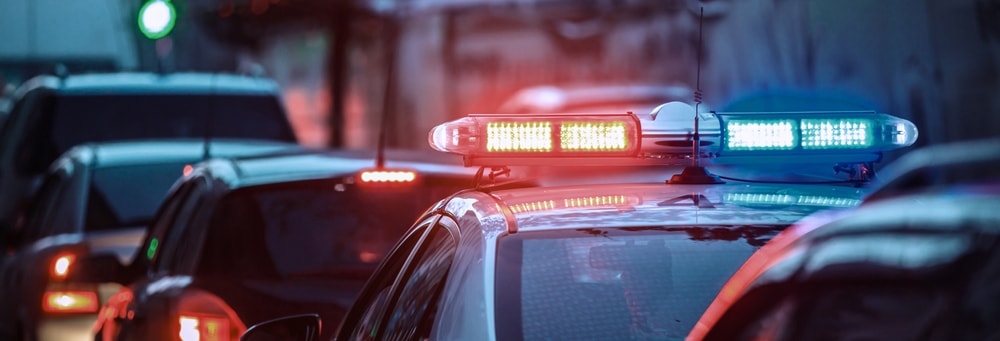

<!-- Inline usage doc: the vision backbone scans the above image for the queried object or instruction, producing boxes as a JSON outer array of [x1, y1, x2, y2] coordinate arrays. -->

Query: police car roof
[[62, 138, 303, 169], [464, 181, 866, 232], [19, 72, 280, 96], [192, 148, 476, 189]]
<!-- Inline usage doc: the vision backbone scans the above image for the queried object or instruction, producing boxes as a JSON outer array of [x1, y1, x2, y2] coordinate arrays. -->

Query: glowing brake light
[[429, 113, 640, 165], [42, 290, 99, 313], [51, 254, 75, 279], [179, 315, 231, 341], [360, 169, 417, 183]]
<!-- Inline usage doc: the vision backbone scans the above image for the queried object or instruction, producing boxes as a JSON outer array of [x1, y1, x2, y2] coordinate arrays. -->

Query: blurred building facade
[[3, 0, 998, 153]]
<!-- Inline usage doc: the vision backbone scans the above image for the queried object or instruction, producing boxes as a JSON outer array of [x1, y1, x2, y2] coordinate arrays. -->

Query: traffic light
[[138, 0, 176, 40]]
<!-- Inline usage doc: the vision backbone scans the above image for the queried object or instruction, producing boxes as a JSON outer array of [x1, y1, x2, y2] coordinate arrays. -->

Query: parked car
[[243, 104, 918, 340], [687, 137, 1000, 341], [0, 72, 298, 252], [89, 149, 480, 341], [0, 139, 301, 341]]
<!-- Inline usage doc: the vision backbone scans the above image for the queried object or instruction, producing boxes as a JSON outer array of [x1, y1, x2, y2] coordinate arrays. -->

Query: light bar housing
[[428, 108, 918, 167], [429, 113, 641, 166]]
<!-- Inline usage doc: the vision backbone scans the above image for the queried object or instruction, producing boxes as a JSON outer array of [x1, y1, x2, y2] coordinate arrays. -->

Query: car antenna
[[203, 74, 215, 160], [668, 6, 724, 184], [375, 21, 399, 169]]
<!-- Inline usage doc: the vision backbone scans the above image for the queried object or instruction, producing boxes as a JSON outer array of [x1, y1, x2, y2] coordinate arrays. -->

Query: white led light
[[725, 120, 797, 151]]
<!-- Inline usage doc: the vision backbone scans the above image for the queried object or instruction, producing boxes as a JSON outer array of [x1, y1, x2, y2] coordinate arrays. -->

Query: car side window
[[152, 178, 209, 275], [344, 217, 437, 341], [17, 171, 67, 243], [13, 91, 57, 175], [143, 179, 198, 274], [382, 217, 459, 340], [0, 89, 38, 164]]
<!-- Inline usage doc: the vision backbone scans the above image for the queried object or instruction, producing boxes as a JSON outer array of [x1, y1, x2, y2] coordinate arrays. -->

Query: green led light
[[147, 237, 159, 260], [138, 0, 176, 40], [800, 118, 873, 149], [724, 119, 798, 151]]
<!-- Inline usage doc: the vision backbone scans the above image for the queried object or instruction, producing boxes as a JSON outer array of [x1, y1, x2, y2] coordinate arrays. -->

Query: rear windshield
[[16, 93, 294, 174], [85, 163, 187, 232], [495, 226, 783, 341], [198, 177, 471, 280]]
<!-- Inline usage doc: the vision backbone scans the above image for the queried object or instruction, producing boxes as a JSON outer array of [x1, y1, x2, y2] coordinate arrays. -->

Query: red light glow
[[360, 170, 416, 183], [52, 254, 75, 279], [42, 290, 99, 313]]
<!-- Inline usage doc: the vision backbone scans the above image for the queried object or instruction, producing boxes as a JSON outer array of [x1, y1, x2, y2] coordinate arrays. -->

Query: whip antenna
[[668, 6, 724, 184]]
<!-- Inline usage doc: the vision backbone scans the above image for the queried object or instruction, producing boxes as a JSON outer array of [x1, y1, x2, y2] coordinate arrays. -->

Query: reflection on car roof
[[22, 72, 280, 96]]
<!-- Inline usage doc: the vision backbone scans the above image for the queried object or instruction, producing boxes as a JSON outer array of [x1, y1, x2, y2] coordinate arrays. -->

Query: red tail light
[[175, 289, 246, 341], [179, 315, 231, 341], [51, 254, 75, 279], [42, 290, 99, 313]]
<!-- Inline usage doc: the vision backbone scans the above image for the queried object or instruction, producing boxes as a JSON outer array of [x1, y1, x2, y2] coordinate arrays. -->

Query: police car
[[241, 102, 918, 341]]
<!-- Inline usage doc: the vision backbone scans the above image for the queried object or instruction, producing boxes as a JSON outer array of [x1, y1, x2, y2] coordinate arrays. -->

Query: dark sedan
[[90, 149, 478, 341]]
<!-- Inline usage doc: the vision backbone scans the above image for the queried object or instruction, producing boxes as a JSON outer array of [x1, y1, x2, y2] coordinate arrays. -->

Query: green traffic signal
[[138, 0, 176, 40]]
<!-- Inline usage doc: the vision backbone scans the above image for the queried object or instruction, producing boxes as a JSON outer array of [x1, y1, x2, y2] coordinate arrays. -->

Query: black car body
[[689, 138, 1000, 341], [0, 139, 301, 341], [0, 72, 297, 248], [91, 149, 476, 341]]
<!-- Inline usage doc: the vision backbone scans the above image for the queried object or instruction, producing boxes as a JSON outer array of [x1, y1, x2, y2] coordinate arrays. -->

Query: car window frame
[[151, 177, 211, 276], [17, 163, 73, 243], [339, 215, 441, 340], [381, 215, 460, 340], [139, 178, 199, 277], [0, 88, 43, 166]]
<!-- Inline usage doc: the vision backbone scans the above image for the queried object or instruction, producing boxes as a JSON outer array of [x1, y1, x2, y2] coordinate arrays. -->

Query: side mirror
[[240, 314, 321, 341], [68, 252, 127, 284]]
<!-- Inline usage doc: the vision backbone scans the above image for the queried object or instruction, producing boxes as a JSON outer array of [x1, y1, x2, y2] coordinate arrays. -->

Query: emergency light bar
[[429, 107, 917, 167]]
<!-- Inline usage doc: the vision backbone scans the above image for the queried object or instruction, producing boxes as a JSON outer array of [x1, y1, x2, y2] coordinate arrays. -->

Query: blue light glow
[[724, 119, 798, 151], [800, 119, 873, 149]]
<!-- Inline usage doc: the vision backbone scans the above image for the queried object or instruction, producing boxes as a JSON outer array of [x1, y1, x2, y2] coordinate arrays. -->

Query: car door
[[338, 214, 460, 341], [0, 88, 51, 240], [0, 161, 79, 338], [101, 177, 209, 340]]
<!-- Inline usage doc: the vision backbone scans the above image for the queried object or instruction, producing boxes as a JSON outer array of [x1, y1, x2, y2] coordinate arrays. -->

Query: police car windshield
[[495, 226, 782, 341], [198, 177, 467, 280], [85, 163, 187, 232]]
